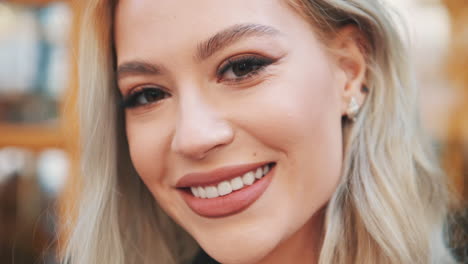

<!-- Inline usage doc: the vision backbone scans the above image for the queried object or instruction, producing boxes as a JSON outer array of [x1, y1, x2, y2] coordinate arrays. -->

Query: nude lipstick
[[176, 162, 276, 218]]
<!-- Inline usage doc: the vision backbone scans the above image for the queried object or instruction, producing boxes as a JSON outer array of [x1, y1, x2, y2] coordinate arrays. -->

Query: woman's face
[[115, 0, 349, 262]]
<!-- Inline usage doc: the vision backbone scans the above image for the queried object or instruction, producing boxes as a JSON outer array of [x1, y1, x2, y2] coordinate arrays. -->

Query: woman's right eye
[[121, 87, 170, 108]]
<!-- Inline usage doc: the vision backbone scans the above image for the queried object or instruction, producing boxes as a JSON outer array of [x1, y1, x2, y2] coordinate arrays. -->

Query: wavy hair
[[62, 0, 455, 263]]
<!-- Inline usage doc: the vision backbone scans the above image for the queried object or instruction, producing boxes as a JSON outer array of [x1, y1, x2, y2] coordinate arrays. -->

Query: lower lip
[[178, 165, 275, 218]]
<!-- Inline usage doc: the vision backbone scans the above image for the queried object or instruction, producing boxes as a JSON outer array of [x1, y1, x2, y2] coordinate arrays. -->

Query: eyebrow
[[117, 23, 280, 80], [116, 60, 164, 81], [196, 23, 281, 61]]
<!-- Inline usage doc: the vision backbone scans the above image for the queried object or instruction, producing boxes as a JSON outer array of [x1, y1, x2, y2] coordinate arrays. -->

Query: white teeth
[[218, 181, 233, 196], [197, 186, 206, 199], [205, 186, 219, 198], [242, 171, 255, 185], [191, 187, 200, 198], [230, 177, 244, 191], [255, 167, 263, 179], [190, 164, 274, 199]]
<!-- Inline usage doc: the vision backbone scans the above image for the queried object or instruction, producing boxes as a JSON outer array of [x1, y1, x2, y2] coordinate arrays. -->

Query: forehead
[[114, 0, 311, 61], [115, 0, 287, 31]]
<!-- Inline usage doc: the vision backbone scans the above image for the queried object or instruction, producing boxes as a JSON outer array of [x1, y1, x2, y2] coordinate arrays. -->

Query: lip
[[178, 163, 276, 218], [176, 161, 272, 188]]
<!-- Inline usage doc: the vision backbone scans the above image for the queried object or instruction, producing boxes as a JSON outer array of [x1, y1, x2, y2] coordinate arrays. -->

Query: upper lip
[[176, 161, 272, 188]]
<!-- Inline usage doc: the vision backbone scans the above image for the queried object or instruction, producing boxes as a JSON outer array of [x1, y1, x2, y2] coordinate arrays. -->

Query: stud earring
[[346, 97, 360, 121]]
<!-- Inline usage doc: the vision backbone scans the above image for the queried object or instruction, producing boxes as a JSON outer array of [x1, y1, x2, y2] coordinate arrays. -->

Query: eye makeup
[[216, 54, 277, 83], [119, 53, 280, 109], [120, 86, 170, 109]]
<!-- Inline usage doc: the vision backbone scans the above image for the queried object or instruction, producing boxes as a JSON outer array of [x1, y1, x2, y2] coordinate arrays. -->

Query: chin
[[198, 231, 280, 264]]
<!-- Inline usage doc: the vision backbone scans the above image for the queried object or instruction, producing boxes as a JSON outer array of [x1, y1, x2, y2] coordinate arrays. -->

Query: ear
[[330, 25, 369, 117]]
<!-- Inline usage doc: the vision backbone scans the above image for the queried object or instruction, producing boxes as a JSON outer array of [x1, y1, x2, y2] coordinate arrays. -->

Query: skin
[[114, 0, 367, 263]]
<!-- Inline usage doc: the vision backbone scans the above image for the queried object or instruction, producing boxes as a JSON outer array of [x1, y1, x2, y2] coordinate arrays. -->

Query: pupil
[[146, 90, 163, 102], [233, 62, 253, 76]]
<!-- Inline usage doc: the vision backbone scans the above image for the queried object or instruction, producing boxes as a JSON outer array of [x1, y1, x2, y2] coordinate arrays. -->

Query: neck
[[256, 209, 325, 264]]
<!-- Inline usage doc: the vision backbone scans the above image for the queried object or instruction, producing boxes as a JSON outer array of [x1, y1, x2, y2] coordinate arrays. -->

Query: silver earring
[[346, 97, 360, 121]]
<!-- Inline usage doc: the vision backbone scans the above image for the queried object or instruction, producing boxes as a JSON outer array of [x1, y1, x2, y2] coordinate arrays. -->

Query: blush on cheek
[[255, 72, 338, 147], [126, 121, 170, 186]]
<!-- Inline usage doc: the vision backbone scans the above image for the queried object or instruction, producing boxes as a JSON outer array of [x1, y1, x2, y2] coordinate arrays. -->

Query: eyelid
[[124, 83, 167, 96], [215, 53, 278, 85], [120, 85, 170, 109], [216, 54, 274, 76]]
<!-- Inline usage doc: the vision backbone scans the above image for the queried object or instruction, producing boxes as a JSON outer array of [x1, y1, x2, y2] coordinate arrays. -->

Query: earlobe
[[345, 96, 360, 122], [332, 25, 369, 118]]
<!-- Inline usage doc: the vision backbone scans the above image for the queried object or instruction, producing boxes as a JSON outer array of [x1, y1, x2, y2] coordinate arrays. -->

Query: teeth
[[205, 186, 219, 198], [230, 177, 244, 190], [191, 187, 199, 198], [242, 171, 255, 185], [197, 186, 206, 198], [190, 164, 273, 199], [255, 167, 263, 179], [218, 181, 233, 196]]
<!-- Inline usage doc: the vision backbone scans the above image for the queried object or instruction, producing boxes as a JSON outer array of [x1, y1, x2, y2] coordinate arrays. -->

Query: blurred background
[[0, 0, 466, 263]]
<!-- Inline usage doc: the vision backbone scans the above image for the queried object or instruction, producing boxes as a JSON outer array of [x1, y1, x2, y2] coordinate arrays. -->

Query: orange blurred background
[[0, 0, 466, 263]]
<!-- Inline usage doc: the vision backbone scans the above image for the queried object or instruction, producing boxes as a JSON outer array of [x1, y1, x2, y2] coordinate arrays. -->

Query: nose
[[171, 94, 234, 160]]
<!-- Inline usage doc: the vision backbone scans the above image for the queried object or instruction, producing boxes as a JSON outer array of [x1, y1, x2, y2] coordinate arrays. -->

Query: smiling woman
[[62, 0, 456, 264]]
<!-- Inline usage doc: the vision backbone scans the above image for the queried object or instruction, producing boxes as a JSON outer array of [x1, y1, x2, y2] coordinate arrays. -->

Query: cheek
[[125, 114, 171, 186], [125, 118, 187, 215], [242, 58, 342, 156], [235, 59, 343, 220]]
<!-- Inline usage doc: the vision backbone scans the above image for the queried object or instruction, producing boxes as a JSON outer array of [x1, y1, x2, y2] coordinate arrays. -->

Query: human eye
[[120, 86, 170, 109], [216, 54, 276, 83]]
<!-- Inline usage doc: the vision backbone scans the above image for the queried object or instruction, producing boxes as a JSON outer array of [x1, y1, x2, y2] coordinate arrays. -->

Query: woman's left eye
[[217, 55, 275, 82]]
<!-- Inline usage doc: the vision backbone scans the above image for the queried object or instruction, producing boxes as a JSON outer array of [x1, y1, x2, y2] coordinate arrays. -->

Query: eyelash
[[121, 55, 276, 109], [120, 87, 170, 109], [217, 55, 275, 83]]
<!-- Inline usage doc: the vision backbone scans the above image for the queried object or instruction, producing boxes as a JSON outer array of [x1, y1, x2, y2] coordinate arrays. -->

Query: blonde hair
[[62, 0, 455, 263]]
